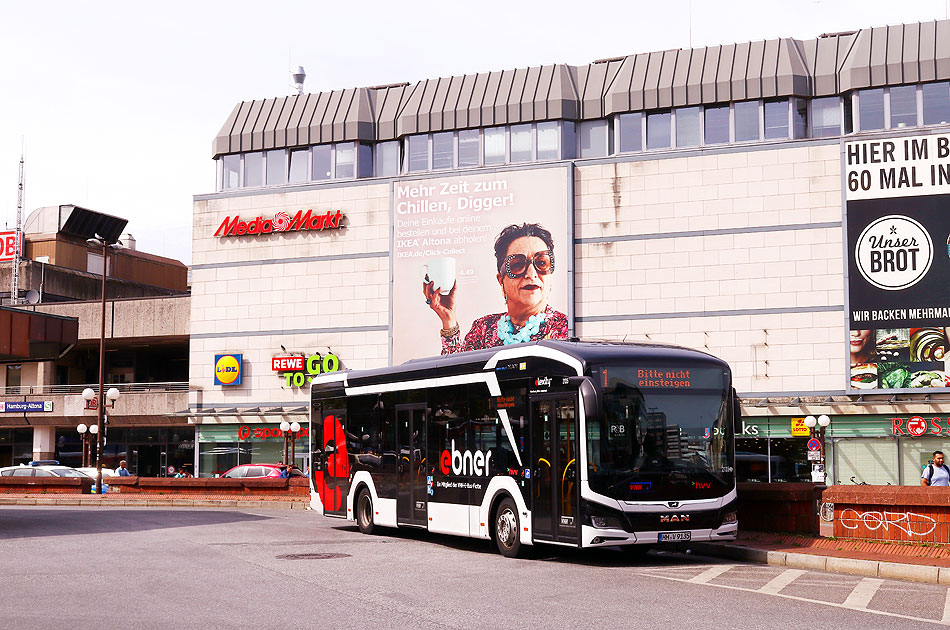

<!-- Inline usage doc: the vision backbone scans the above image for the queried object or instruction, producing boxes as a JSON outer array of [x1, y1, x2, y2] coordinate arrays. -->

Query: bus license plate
[[658, 531, 691, 543]]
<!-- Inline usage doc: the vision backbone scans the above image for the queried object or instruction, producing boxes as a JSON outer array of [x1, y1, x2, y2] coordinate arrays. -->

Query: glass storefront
[[0, 428, 34, 466], [54, 426, 195, 476], [738, 413, 950, 485], [735, 417, 811, 483], [197, 423, 309, 477]]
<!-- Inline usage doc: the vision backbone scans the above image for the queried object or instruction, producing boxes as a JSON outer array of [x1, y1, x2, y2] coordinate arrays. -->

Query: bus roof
[[322, 339, 729, 391]]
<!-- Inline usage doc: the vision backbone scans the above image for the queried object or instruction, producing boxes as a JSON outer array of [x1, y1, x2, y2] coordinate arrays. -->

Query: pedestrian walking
[[921, 450, 950, 486]]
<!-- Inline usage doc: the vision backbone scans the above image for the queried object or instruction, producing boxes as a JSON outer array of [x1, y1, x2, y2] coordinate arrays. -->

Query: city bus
[[309, 339, 738, 557]]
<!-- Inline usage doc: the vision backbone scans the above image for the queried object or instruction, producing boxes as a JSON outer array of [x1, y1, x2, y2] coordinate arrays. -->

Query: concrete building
[[193, 19, 950, 484], [0, 205, 191, 474]]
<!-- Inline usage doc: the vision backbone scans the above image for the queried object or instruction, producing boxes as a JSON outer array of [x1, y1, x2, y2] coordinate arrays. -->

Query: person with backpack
[[921, 451, 950, 486]]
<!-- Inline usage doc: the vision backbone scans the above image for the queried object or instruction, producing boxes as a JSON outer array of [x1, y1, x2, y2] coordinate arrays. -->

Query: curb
[[691, 542, 950, 585], [0, 497, 308, 510]]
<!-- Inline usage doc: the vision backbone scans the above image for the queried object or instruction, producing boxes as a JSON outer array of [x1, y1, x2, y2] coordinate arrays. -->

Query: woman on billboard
[[422, 223, 568, 354]]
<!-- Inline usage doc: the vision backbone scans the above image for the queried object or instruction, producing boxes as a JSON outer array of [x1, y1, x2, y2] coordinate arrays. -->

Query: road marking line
[[758, 569, 806, 595], [942, 589, 950, 624], [687, 565, 734, 584], [842, 578, 883, 610], [635, 572, 950, 626]]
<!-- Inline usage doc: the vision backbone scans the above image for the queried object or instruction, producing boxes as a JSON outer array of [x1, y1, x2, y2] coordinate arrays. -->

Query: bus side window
[[469, 384, 501, 472]]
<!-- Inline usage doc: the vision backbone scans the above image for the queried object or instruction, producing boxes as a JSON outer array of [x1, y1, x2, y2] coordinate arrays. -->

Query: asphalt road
[[0, 506, 946, 629]]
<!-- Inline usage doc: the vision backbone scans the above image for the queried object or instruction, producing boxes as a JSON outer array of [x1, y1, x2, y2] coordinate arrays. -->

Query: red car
[[220, 464, 305, 479]]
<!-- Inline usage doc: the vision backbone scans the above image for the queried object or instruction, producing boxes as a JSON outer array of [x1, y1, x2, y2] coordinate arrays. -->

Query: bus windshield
[[587, 364, 734, 501]]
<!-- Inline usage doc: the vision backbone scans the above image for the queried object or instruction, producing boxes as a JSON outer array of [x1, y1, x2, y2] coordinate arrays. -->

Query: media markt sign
[[214, 209, 344, 238]]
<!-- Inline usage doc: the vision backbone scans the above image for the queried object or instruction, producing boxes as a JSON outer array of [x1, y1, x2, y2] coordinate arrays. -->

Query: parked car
[[0, 464, 94, 478], [220, 464, 305, 479], [76, 467, 117, 479]]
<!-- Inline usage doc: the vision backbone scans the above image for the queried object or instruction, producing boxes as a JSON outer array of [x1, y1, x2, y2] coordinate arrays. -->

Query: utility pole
[[11, 151, 23, 305]]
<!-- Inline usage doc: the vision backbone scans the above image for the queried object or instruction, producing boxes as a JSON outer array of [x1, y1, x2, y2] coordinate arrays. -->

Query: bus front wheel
[[494, 497, 523, 558], [357, 489, 375, 535]]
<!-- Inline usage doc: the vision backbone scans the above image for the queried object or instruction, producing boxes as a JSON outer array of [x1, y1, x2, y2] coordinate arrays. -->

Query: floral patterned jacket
[[441, 305, 569, 355]]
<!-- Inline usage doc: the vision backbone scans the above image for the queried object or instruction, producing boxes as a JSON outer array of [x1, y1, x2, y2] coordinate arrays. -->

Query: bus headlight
[[721, 511, 737, 525], [591, 516, 623, 529]]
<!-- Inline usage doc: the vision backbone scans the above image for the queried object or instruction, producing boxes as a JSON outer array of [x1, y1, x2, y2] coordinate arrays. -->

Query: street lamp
[[84, 234, 122, 494], [804, 414, 832, 483], [279, 420, 302, 468], [76, 423, 96, 467]]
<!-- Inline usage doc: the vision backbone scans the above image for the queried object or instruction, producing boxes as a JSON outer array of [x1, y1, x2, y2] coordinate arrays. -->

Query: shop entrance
[[133, 445, 163, 477]]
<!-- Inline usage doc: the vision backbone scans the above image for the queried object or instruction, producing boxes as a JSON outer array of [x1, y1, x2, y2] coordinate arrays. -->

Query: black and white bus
[[309, 340, 738, 557]]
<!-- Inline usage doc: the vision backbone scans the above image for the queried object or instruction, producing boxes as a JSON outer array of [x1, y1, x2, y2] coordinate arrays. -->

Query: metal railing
[[0, 381, 191, 396]]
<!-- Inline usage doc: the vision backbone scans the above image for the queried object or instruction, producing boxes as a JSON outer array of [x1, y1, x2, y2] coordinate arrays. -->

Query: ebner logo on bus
[[214, 209, 344, 237], [440, 440, 492, 476]]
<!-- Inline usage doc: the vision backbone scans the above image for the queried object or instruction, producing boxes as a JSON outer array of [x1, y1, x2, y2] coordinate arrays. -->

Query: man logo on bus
[[440, 440, 493, 477]]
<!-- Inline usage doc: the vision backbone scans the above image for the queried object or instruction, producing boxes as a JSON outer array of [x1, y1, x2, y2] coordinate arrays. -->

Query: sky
[[1, 0, 948, 265]]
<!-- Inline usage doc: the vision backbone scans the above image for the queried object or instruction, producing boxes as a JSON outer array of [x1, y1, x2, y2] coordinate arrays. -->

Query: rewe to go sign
[[272, 354, 340, 387]]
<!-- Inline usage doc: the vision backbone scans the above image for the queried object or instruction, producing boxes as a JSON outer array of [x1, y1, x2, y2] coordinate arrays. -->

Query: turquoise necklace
[[497, 312, 546, 345]]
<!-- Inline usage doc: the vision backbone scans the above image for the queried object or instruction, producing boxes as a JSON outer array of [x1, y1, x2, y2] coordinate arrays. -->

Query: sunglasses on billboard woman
[[503, 250, 555, 279]]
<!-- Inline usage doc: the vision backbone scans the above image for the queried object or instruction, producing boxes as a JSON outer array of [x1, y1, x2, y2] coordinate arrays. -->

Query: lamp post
[[85, 234, 122, 494], [804, 414, 831, 483], [280, 420, 301, 468], [82, 383, 121, 492], [76, 423, 97, 467]]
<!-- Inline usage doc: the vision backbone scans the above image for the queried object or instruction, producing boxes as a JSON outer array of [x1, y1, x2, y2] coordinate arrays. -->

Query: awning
[[0, 307, 78, 362]]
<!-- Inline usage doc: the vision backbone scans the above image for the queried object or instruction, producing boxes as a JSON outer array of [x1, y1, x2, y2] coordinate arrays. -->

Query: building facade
[[193, 19, 950, 483], [0, 205, 192, 474]]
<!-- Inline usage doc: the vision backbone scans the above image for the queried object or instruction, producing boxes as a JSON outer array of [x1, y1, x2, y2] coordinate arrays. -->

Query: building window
[[675, 107, 701, 147], [312, 145, 331, 181], [432, 132, 454, 170], [244, 152, 263, 187], [458, 129, 480, 167], [578, 120, 608, 158], [704, 105, 730, 144], [536, 121, 560, 160], [857, 88, 885, 131], [764, 99, 789, 139], [334, 143, 355, 179], [375, 141, 399, 177], [616, 113, 642, 152], [646, 110, 671, 149], [923, 81, 950, 125], [510, 124, 533, 162], [288, 149, 308, 183], [483, 127, 506, 165], [357, 143, 373, 178], [5, 365, 20, 394], [734, 101, 760, 142], [265, 149, 286, 185], [810, 97, 840, 137], [406, 135, 429, 173], [792, 98, 808, 138], [222, 154, 240, 189], [889, 85, 918, 128]]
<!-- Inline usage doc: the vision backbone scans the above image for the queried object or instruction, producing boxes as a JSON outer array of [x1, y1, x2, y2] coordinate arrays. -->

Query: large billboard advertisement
[[846, 132, 950, 390], [391, 166, 572, 364]]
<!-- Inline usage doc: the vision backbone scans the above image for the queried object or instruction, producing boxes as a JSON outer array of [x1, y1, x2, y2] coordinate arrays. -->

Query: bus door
[[396, 404, 428, 526], [530, 394, 579, 544], [312, 403, 348, 518]]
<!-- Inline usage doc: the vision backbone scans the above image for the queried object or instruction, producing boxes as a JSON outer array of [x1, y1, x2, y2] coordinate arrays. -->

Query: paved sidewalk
[[0, 493, 309, 509], [694, 531, 950, 584]]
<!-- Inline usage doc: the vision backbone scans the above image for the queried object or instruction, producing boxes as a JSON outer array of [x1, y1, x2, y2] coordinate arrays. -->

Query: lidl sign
[[214, 354, 243, 386]]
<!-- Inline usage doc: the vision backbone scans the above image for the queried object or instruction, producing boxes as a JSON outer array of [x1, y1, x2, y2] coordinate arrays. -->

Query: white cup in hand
[[419, 257, 456, 295]]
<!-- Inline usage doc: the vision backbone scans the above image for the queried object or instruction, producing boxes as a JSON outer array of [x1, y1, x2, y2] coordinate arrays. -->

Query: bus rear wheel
[[356, 489, 375, 535], [494, 497, 523, 558]]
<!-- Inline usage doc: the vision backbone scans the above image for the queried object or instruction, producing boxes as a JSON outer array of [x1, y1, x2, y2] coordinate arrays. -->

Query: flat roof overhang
[[0, 307, 79, 362]]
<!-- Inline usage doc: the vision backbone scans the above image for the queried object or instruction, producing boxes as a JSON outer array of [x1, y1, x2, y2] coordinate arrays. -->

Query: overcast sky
[[0, 0, 947, 264]]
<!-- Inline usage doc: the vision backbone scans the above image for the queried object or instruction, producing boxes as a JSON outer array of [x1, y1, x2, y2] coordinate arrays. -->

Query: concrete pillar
[[35, 361, 55, 388], [33, 426, 56, 461]]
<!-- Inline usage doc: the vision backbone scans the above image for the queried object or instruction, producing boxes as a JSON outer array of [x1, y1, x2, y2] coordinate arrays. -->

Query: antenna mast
[[11, 151, 23, 305]]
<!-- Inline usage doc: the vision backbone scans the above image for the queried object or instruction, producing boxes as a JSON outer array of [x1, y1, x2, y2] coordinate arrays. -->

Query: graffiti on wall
[[839, 508, 937, 537]]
